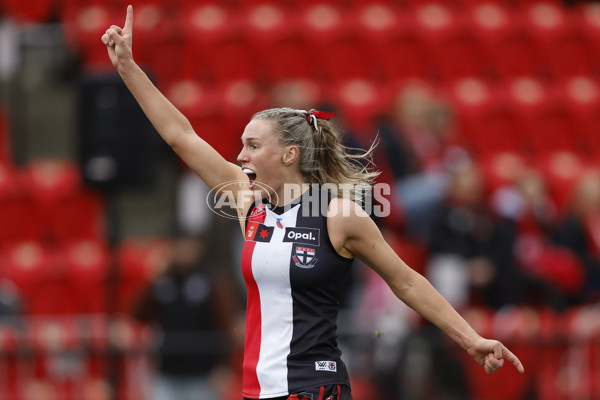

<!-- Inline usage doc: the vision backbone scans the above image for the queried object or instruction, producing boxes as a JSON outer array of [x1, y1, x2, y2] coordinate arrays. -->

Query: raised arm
[[101, 6, 246, 195], [328, 198, 525, 375]]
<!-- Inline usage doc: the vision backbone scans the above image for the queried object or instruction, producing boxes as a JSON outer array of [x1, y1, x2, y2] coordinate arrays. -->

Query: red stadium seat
[[242, 3, 302, 80], [242, 2, 293, 45], [61, 3, 118, 70], [329, 78, 392, 134], [297, 4, 362, 80], [504, 76, 575, 156], [217, 79, 270, 138], [411, 2, 487, 81], [354, 4, 426, 81], [270, 79, 325, 110], [373, 18, 432, 81], [354, 3, 402, 45], [189, 111, 237, 162], [0, 197, 46, 245], [199, 36, 259, 82], [0, 162, 21, 201], [0, 0, 54, 23], [261, 36, 316, 81], [181, 3, 259, 82], [535, 151, 588, 213], [147, 39, 186, 87], [558, 76, 600, 156], [523, 2, 593, 78], [468, 3, 544, 80], [165, 79, 218, 120], [444, 77, 522, 156], [180, 2, 235, 47], [16, 159, 105, 245], [19, 159, 82, 206], [128, 2, 173, 70], [3, 241, 69, 314], [46, 191, 106, 244], [163, 78, 239, 160], [466, 2, 517, 78], [115, 237, 171, 314], [575, 3, 600, 74], [61, 240, 110, 314], [298, 3, 348, 45], [478, 151, 529, 192]]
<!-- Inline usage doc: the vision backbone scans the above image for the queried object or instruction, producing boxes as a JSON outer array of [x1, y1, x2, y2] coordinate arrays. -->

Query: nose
[[237, 147, 248, 164]]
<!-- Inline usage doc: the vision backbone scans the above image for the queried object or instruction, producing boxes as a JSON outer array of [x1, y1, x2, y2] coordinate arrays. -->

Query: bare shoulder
[[326, 197, 377, 258], [327, 197, 373, 226]]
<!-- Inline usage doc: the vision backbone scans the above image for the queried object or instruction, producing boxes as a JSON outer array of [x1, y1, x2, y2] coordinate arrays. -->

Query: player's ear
[[282, 146, 299, 166]]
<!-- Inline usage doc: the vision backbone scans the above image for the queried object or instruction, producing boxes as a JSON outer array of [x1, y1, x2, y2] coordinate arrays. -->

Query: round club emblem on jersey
[[292, 246, 318, 269]]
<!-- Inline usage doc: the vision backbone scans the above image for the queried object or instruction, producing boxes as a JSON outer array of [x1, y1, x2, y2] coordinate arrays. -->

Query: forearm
[[116, 59, 194, 147], [394, 272, 481, 352]]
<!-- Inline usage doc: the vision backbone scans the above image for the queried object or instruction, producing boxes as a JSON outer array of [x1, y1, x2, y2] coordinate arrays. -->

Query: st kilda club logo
[[292, 246, 318, 269]]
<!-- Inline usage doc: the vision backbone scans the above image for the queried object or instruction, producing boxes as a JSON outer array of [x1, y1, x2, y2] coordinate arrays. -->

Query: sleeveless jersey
[[241, 189, 353, 399]]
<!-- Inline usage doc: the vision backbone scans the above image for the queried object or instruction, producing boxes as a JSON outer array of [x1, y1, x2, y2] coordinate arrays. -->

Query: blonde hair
[[252, 107, 380, 202]]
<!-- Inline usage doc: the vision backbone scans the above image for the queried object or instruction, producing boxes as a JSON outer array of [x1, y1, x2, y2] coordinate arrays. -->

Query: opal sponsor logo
[[283, 227, 320, 246]]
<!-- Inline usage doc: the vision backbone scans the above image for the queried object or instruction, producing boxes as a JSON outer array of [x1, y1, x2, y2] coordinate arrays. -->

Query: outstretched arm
[[100, 6, 247, 198], [328, 199, 525, 375]]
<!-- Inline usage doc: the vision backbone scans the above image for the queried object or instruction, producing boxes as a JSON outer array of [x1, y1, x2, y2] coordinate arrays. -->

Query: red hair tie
[[307, 111, 336, 131]]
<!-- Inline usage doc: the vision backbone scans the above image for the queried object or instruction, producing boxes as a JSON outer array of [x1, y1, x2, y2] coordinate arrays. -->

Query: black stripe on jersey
[[286, 190, 352, 393]]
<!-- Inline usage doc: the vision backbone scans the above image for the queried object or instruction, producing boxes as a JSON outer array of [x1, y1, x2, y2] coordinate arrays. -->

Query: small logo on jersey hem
[[293, 247, 317, 269], [315, 361, 337, 372]]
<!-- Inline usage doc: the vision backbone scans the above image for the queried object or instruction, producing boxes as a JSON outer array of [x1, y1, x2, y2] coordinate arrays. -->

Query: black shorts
[[244, 384, 352, 400]]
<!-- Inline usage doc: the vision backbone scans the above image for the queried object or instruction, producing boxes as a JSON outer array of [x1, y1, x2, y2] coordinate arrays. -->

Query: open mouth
[[242, 168, 257, 186]]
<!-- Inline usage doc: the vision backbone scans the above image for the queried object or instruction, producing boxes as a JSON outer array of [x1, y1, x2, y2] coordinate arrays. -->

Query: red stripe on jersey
[[242, 240, 261, 396], [318, 386, 325, 400], [242, 203, 266, 397]]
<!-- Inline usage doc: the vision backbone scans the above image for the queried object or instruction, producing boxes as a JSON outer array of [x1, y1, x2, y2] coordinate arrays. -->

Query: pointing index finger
[[124, 5, 133, 32], [503, 346, 525, 374]]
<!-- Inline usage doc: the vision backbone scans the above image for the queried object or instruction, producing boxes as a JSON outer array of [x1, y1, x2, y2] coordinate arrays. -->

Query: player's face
[[237, 118, 287, 193]]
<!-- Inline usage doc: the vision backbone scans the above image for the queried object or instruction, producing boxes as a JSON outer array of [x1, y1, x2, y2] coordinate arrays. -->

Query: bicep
[[348, 223, 415, 291], [332, 202, 417, 292]]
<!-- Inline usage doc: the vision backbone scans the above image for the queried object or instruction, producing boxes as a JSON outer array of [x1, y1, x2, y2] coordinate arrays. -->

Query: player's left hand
[[468, 338, 525, 375]]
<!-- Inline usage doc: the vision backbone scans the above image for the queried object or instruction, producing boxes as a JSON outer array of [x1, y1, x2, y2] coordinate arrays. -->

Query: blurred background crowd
[[1, 0, 600, 399]]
